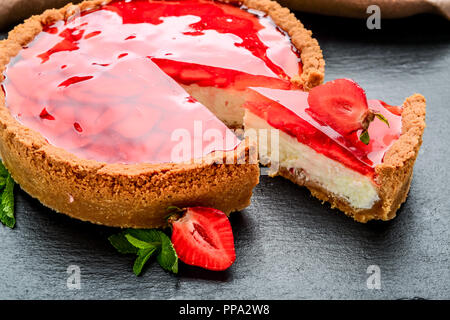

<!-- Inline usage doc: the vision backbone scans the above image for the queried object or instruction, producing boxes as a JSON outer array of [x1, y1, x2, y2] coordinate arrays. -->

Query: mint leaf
[[0, 176, 6, 189], [0, 162, 16, 228], [0, 173, 15, 228], [133, 247, 157, 276], [0, 162, 9, 177], [109, 228, 179, 275], [375, 113, 390, 127], [157, 232, 178, 274], [126, 229, 162, 243], [108, 232, 138, 254], [359, 130, 370, 145], [125, 234, 159, 250]]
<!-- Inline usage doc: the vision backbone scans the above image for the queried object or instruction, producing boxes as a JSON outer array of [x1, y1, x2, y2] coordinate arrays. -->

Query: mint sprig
[[108, 232, 138, 254], [133, 246, 158, 276], [0, 162, 15, 228], [157, 232, 179, 274], [109, 229, 178, 276]]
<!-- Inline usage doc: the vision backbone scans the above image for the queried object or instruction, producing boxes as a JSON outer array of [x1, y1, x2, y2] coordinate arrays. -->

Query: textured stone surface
[[0, 12, 449, 299]]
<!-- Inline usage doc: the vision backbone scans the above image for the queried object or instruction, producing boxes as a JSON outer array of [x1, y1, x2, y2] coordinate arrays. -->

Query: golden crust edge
[[240, 0, 325, 90], [372, 93, 426, 222]]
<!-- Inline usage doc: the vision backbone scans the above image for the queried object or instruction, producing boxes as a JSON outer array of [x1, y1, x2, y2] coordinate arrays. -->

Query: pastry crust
[[277, 94, 426, 222]]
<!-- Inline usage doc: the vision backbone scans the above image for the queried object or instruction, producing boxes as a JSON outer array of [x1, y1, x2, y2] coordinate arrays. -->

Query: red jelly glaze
[[245, 88, 402, 179], [1, 0, 302, 164]]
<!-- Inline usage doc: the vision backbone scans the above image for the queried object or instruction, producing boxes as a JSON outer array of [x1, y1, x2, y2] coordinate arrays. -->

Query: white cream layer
[[244, 111, 380, 209]]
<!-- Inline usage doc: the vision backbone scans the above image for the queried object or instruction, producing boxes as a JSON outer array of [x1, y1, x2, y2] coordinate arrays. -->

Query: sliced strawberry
[[380, 100, 403, 116], [307, 79, 372, 135], [171, 207, 236, 271]]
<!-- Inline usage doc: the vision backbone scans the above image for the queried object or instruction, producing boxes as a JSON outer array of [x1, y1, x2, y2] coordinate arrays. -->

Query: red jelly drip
[[245, 88, 402, 178], [73, 122, 83, 133], [39, 108, 55, 120], [58, 76, 93, 88], [2, 0, 301, 164]]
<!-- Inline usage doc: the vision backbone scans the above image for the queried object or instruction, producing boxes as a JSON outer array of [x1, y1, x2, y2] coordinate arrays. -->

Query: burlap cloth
[[0, 0, 449, 30]]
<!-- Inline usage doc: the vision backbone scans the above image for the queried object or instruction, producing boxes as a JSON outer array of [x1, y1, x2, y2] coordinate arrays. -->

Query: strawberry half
[[307, 79, 373, 136], [170, 207, 236, 271]]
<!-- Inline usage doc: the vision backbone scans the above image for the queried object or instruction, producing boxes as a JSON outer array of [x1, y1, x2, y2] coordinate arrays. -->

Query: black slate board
[[0, 12, 449, 300]]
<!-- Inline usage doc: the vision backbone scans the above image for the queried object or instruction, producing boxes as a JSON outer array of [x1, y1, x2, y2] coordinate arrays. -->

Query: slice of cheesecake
[[244, 79, 426, 222]]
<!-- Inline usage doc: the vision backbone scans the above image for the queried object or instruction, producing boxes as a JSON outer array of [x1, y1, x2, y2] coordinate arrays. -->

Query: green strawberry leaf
[[0, 174, 15, 228], [108, 232, 138, 254], [164, 205, 184, 220], [133, 247, 157, 276], [375, 113, 390, 127], [166, 206, 183, 213], [157, 232, 178, 274], [359, 130, 370, 145]]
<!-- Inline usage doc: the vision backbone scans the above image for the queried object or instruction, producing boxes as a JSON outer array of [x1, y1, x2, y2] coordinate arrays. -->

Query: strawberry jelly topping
[[245, 88, 402, 178], [2, 0, 301, 164]]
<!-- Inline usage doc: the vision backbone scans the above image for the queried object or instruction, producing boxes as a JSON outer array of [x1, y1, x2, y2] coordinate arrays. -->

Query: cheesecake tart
[[0, 0, 324, 227], [244, 79, 426, 222]]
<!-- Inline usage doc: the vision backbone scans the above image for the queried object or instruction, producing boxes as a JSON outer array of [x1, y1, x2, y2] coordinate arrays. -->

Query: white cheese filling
[[244, 111, 379, 209], [182, 84, 246, 127]]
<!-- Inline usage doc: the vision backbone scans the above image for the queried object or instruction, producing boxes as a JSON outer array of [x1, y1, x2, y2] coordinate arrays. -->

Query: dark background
[[0, 11, 449, 299]]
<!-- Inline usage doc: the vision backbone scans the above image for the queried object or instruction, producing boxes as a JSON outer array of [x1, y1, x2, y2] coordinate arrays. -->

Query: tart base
[[277, 166, 411, 223]]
